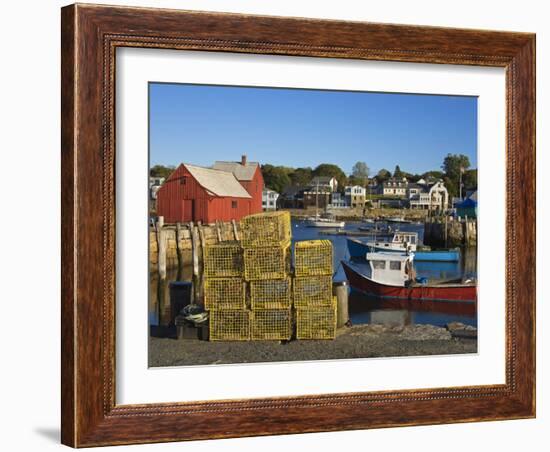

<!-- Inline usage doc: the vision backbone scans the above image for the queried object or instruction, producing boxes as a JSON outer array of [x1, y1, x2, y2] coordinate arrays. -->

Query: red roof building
[[213, 155, 264, 213], [156, 163, 256, 224]]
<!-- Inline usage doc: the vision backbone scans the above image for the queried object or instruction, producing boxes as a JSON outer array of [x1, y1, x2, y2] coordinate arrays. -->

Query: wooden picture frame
[[61, 3, 535, 447]]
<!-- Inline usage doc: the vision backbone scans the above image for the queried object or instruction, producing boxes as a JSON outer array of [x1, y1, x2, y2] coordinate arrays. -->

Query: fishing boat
[[347, 237, 460, 262], [367, 231, 419, 252], [342, 254, 476, 303]]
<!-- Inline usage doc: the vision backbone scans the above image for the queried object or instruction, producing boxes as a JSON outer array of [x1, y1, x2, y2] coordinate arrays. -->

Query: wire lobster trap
[[251, 309, 292, 341], [204, 277, 246, 310], [293, 275, 333, 308], [240, 211, 291, 248], [294, 240, 333, 277], [250, 277, 292, 310], [209, 310, 251, 341], [244, 241, 291, 281], [203, 241, 244, 278], [296, 297, 337, 340]]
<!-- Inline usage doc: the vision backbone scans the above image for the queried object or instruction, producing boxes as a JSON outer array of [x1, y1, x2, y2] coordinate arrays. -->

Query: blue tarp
[[457, 198, 477, 208]]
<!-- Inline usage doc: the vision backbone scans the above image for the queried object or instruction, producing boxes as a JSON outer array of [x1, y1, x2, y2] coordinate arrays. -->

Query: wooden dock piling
[[156, 216, 167, 280]]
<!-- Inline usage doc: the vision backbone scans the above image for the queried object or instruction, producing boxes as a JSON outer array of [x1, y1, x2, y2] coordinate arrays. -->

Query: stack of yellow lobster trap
[[204, 211, 336, 341], [294, 240, 337, 339]]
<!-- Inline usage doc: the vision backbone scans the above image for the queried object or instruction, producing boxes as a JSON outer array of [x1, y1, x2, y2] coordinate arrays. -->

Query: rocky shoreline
[[149, 322, 477, 367]]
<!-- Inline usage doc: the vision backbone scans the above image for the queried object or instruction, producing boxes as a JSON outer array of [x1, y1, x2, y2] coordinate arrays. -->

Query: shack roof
[[212, 161, 260, 181], [185, 164, 252, 198]]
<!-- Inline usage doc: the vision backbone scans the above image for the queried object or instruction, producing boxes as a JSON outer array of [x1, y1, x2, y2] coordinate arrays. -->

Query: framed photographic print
[[61, 3, 535, 447]]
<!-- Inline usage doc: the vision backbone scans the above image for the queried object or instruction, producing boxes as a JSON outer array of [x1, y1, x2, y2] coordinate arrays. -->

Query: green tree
[[393, 165, 404, 178], [150, 164, 175, 179], [462, 169, 478, 190], [289, 167, 313, 187], [443, 176, 457, 198], [376, 168, 391, 183], [261, 164, 292, 194], [312, 163, 347, 189], [422, 170, 444, 180], [442, 154, 470, 180], [351, 161, 370, 187], [441, 154, 471, 198], [401, 172, 421, 182], [347, 175, 364, 187]]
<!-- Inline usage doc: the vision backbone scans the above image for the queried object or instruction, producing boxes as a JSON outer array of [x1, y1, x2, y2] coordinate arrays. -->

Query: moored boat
[[305, 215, 345, 228], [366, 231, 418, 252], [413, 249, 460, 262], [342, 257, 476, 303], [385, 216, 412, 224], [346, 237, 460, 262]]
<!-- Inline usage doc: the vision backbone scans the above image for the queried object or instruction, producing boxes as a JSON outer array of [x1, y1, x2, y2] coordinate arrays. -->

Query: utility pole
[[459, 166, 464, 200]]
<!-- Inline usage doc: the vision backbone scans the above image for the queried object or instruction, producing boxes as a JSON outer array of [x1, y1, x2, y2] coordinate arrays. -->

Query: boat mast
[[316, 180, 319, 217]]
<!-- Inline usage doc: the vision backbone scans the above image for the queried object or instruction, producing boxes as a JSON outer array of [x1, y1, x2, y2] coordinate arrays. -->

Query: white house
[[262, 188, 279, 211], [329, 192, 348, 208], [149, 176, 165, 200], [379, 177, 409, 196], [310, 176, 338, 192], [345, 185, 367, 208], [408, 180, 449, 211], [149, 176, 165, 188]]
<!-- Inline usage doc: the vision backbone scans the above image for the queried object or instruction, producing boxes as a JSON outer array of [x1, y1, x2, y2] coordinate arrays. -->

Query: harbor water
[[149, 219, 478, 332]]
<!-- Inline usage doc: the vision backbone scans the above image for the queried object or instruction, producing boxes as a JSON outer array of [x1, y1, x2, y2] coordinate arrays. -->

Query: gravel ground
[[149, 323, 477, 367]]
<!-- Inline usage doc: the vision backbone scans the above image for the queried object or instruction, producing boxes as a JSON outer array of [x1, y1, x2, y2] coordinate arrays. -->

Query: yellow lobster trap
[[296, 297, 337, 340], [294, 240, 333, 277], [293, 274, 333, 308], [240, 211, 291, 248], [203, 241, 243, 278], [244, 241, 291, 281], [251, 309, 292, 341], [209, 310, 251, 341], [204, 278, 246, 310], [250, 277, 291, 310]]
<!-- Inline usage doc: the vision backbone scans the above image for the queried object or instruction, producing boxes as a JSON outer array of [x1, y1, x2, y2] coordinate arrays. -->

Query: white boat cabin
[[367, 231, 418, 252], [365, 252, 414, 286]]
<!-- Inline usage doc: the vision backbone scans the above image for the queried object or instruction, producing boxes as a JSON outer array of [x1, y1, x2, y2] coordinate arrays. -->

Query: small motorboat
[[342, 254, 476, 303], [357, 224, 395, 233]]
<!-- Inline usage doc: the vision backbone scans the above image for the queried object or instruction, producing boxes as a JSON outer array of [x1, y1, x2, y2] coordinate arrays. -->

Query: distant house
[[329, 192, 348, 208], [280, 186, 306, 209], [408, 179, 449, 211], [213, 155, 264, 213], [156, 164, 256, 223], [262, 188, 279, 211], [149, 177, 165, 212], [303, 186, 331, 209], [379, 177, 409, 196], [149, 176, 165, 201], [344, 185, 367, 208], [367, 177, 379, 195], [310, 176, 338, 192], [149, 176, 165, 188]]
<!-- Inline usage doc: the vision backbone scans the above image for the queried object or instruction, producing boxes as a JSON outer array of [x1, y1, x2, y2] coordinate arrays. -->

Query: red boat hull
[[342, 261, 477, 304]]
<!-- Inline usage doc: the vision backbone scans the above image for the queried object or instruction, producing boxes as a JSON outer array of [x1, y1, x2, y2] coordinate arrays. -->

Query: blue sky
[[149, 83, 477, 175]]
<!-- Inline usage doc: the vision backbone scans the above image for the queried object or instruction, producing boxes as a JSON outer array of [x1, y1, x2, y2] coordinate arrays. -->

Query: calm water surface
[[149, 219, 478, 329]]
